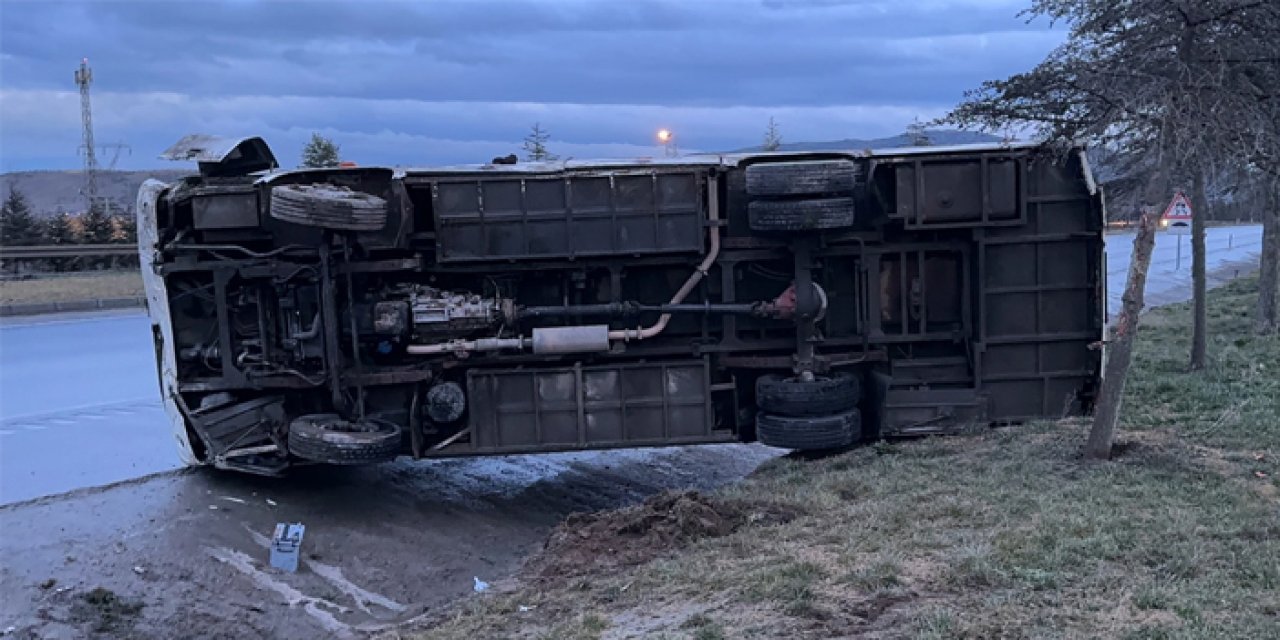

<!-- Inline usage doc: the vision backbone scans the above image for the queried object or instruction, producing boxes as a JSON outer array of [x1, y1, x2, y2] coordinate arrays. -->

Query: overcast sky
[[0, 0, 1063, 171]]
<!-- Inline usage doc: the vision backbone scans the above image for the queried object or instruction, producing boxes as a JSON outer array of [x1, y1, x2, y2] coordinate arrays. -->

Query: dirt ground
[[523, 491, 800, 584], [0, 272, 143, 305], [0, 444, 777, 639]]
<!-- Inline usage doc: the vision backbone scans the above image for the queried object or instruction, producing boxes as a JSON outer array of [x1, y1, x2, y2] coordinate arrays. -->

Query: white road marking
[[0, 397, 156, 426]]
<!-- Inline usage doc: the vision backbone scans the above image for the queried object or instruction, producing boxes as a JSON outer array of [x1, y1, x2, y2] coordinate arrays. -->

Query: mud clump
[[525, 490, 798, 582], [71, 587, 145, 634]]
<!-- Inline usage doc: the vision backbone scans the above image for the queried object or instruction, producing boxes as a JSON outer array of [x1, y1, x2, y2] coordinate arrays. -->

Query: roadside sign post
[[1160, 192, 1194, 270]]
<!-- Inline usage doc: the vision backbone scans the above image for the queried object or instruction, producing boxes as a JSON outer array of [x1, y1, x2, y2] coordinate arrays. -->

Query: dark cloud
[[0, 0, 1062, 170]]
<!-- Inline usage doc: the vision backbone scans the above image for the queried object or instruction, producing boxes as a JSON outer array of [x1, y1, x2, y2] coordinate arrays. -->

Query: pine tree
[[44, 212, 76, 244], [522, 123, 557, 162], [762, 117, 783, 152], [42, 212, 78, 272], [1, 188, 43, 246], [301, 133, 341, 168], [115, 210, 137, 244], [80, 201, 115, 244]]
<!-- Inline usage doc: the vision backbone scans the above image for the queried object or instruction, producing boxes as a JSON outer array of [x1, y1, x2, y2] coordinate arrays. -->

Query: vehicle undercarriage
[[138, 135, 1105, 475]]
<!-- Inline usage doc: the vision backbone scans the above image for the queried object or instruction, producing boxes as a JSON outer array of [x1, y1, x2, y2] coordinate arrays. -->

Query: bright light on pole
[[657, 129, 677, 157]]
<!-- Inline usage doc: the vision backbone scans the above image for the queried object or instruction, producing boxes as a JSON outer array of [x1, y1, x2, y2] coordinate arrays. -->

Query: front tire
[[287, 413, 402, 465]]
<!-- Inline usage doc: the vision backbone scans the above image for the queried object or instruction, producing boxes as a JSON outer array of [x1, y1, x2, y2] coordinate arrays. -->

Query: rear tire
[[756, 373, 861, 417], [756, 410, 860, 451], [745, 160, 859, 198], [747, 197, 855, 232], [287, 413, 402, 465], [270, 184, 388, 232]]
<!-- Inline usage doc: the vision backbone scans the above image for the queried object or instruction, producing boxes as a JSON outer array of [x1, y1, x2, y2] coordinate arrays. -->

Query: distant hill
[[733, 129, 1004, 153], [1, 169, 191, 218]]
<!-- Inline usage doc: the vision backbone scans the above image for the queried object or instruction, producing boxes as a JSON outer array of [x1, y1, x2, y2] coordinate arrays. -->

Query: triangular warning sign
[[1162, 192, 1193, 221]]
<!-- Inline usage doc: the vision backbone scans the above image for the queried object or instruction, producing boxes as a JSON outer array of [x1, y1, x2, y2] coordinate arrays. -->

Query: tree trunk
[[1257, 182, 1279, 334], [1189, 170, 1208, 370], [1085, 212, 1159, 460]]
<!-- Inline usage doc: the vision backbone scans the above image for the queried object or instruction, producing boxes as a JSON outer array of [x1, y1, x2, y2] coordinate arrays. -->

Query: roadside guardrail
[[0, 244, 136, 260], [0, 296, 146, 317]]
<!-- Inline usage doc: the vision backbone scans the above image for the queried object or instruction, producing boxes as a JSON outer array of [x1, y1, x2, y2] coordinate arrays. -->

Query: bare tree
[[1259, 184, 1280, 333], [1086, 212, 1159, 459], [762, 117, 783, 152]]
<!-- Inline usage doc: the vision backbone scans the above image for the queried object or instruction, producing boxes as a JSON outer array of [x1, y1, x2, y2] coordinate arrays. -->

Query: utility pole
[[75, 57, 99, 208]]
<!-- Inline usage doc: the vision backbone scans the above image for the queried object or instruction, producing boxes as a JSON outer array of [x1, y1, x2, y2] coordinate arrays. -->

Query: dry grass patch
[[399, 277, 1279, 639], [0, 271, 143, 304]]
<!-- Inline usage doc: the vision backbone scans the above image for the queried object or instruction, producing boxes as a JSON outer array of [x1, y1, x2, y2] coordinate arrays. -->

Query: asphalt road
[[0, 311, 178, 504], [1105, 224, 1263, 315]]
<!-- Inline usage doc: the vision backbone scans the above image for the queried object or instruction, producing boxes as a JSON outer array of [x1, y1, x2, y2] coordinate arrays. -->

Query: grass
[[399, 277, 1279, 639], [72, 586, 145, 634], [0, 271, 143, 305]]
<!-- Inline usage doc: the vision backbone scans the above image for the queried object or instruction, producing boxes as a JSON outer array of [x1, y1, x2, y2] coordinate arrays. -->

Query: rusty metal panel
[[975, 154, 1103, 421], [883, 389, 987, 435], [894, 157, 1023, 228], [432, 170, 705, 262], [876, 249, 965, 336], [465, 360, 716, 453]]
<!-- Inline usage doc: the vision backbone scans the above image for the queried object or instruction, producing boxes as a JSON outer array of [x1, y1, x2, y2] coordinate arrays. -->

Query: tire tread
[[756, 373, 861, 416], [747, 197, 855, 232], [745, 160, 859, 197], [756, 410, 860, 450]]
